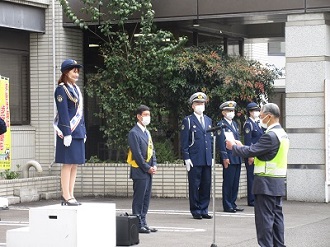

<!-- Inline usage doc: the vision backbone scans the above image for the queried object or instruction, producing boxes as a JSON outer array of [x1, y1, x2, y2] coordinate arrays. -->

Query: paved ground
[[0, 197, 330, 246]]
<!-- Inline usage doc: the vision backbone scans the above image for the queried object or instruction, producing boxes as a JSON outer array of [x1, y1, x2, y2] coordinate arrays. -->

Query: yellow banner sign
[[0, 76, 11, 169]]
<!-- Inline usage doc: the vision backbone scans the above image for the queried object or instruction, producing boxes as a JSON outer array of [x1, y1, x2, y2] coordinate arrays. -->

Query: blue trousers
[[222, 163, 241, 211], [132, 175, 152, 228], [244, 159, 255, 206], [188, 166, 211, 216]]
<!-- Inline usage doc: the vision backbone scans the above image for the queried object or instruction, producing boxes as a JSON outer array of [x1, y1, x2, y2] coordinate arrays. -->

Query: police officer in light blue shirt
[[180, 92, 213, 220], [216, 101, 243, 213], [54, 59, 86, 206]]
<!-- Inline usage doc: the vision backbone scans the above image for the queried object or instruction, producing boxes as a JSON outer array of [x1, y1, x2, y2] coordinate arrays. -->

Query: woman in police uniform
[[54, 59, 86, 206], [243, 102, 264, 206]]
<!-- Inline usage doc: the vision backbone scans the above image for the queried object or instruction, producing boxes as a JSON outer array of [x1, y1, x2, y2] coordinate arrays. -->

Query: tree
[[59, 1, 282, 160], [59, 0, 186, 156], [171, 45, 281, 122]]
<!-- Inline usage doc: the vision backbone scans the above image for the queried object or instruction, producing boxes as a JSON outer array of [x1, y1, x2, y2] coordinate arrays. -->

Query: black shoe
[[224, 208, 236, 213], [139, 227, 151, 234], [201, 214, 212, 219], [72, 198, 82, 205], [61, 196, 80, 206], [145, 226, 158, 232], [235, 207, 244, 212], [193, 214, 202, 219]]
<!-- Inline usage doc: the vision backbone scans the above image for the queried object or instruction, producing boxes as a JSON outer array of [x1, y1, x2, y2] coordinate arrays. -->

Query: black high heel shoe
[[72, 197, 82, 205], [61, 196, 80, 206]]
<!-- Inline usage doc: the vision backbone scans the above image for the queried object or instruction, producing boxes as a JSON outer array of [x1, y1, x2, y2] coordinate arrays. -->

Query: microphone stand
[[206, 126, 222, 247], [211, 130, 217, 247]]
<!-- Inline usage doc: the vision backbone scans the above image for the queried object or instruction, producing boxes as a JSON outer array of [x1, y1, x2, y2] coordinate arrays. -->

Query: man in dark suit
[[216, 101, 244, 213], [226, 103, 289, 247], [180, 92, 213, 220], [243, 102, 264, 206], [127, 105, 157, 234]]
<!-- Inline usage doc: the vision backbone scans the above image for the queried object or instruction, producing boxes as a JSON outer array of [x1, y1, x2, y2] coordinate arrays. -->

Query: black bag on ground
[[116, 213, 139, 246], [0, 117, 6, 135]]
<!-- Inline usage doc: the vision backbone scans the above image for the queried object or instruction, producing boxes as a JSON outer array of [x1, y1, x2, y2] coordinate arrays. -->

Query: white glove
[[63, 135, 72, 147], [84, 135, 87, 143], [185, 159, 193, 172]]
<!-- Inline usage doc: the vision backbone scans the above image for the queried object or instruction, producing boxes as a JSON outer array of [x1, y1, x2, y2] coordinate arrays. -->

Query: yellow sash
[[127, 133, 153, 168]]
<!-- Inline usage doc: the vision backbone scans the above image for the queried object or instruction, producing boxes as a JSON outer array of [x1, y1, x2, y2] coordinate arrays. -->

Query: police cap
[[189, 92, 207, 104], [246, 102, 260, 111], [219, 101, 236, 110], [61, 59, 83, 73]]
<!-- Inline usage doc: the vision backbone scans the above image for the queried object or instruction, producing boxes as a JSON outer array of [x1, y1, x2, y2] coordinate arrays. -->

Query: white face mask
[[194, 105, 205, 115], [260, 115, 270, 129], [226, 111, 235, 120], [253, 111, 260, 119], [141, 116, 151, 126]]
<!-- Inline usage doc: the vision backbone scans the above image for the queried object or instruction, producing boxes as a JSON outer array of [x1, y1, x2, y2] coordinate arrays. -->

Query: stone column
[[285, 13, 330, 202]]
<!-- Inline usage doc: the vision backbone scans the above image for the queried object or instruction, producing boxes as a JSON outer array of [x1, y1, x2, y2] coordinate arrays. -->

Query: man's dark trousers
[[254, 194, 285, 247], [132, 175, 152, 228]]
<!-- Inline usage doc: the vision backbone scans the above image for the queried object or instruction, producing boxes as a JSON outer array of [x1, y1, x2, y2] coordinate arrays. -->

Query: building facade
[[0, 0, 330, 202]]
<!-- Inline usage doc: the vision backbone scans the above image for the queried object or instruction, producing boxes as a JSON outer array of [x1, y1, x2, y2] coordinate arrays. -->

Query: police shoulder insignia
[[181, 124, 185, 130], [217, 129, 221, 135], [57, 95, 63, 102], [245, 128, 250, 134]]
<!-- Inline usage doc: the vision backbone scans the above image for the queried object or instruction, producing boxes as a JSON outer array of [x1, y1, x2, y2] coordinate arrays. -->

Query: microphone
[[206, 125, 225, 133]]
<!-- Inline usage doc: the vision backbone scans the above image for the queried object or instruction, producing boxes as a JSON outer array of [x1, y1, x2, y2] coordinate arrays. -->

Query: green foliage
[[59, 1, 282, 158], [60, 0, 186, 151], [86, 155, 103, 163], [172, 46, 282, 122], [153, 140, 176, 163], [0, 165, 20, 179]]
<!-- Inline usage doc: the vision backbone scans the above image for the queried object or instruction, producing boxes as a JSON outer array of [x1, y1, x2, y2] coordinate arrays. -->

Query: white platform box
[[6, 203, 116, 247], [0, 197, 8, 209]]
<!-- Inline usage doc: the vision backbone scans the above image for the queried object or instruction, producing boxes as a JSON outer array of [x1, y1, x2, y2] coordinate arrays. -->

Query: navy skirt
[[55, 136, 85, 165]]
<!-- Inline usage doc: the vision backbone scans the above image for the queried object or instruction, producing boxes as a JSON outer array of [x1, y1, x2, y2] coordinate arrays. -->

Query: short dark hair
[[136, 105, 150, 115], [261, 103, 280, 118]]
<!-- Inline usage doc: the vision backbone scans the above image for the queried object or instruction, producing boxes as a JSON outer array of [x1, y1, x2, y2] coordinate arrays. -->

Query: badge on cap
[[197, 94, 203, 99], [57, 95, 63, 102]]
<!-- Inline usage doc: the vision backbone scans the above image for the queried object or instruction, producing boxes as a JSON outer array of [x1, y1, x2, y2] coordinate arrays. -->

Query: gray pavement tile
[[0, 197, 330, 246]]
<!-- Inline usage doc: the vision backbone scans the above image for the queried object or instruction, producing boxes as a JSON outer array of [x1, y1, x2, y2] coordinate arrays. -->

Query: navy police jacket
[[180, 114, 213, 166], [216, 118, 242, 165], [243, 118, 264, 146], [54, 84, 86, 139]]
